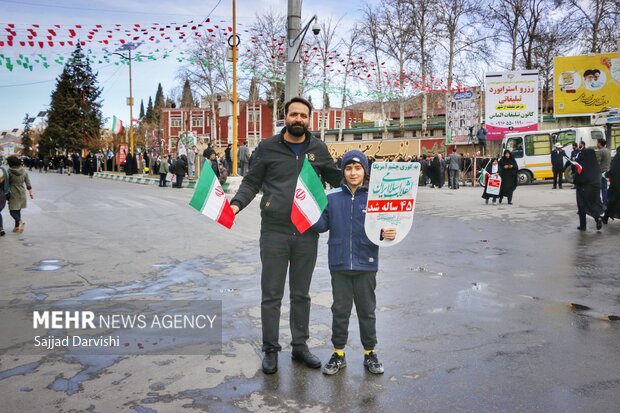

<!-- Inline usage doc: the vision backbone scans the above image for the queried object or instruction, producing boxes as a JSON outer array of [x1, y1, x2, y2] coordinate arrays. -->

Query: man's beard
[[286, 122, 307, 138]]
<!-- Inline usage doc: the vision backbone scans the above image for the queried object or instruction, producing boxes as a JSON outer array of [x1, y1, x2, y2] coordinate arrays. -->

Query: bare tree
[[490, 0, 526, 70], [517, 0, 549, 69], [378, 0, 418, 129], [361, 3, 389, 138], [180, 28, 232, 145], [435, 0, 490, 90], [531, 19, 574, 113], [312, 17, 343, 141], [338, 25, 362, 141], [244, 11, 287, 128], [407, 0, 441, 135], [563, 0, 620, 53]]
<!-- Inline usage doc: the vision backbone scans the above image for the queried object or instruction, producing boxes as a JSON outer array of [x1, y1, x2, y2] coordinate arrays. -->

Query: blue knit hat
[[341, 150, 369, 176]]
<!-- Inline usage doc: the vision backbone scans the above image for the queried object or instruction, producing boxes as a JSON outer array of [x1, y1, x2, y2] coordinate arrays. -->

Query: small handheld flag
[[189, 166, 235, 229], [563, 155, 582, 174], [291, 157, 328, 234]]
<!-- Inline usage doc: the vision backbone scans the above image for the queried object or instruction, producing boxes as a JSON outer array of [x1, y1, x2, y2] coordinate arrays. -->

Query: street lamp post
[[111, 42, 142, 155], [285, 0, 319, 102]]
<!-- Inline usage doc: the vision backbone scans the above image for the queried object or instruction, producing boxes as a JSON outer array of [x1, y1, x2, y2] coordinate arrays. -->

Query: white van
[[501, 126, 606, 184]]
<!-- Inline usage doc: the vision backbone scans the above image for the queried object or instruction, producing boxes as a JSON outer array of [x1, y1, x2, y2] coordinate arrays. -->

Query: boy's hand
[[381, 227, 396, 241], [28, 189, 34, 199], [231, 204, 240, 215]]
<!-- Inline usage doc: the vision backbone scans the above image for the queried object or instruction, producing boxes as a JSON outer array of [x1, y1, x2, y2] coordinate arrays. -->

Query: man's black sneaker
[[291, 350, 321, 368], [363, 351, 384, 374], [262, 352, 278, 374], [322, 352, 346, 375]]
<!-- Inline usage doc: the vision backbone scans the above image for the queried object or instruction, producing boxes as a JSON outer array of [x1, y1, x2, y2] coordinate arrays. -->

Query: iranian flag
[[564, 155, 583, 174], [479, 168, 490, 186], [189, 166, 235, 229], [291, 157, 328, 234], [112, 116, 124, 135]]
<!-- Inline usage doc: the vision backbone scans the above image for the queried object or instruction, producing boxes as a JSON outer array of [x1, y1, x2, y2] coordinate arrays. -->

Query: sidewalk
[[94, 171, 243, 193]]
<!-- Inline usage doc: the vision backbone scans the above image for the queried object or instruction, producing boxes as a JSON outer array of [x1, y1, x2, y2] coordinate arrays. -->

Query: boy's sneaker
[[363, 351, 384, 374], [17, 220, 25, 233], [322, 352, 346, 375], [0, 228, 5, 236]]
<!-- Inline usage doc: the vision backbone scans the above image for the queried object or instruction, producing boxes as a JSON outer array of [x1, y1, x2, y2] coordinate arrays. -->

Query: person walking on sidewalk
[[499, 149, 518, 204], [230, 97, 341, 374], [0, 162, 9, 236], [313, 150, 395, 376], [158, 156, 169, 187], [574, 148, 604, 231], [7, 155, 34, 233], [595, 138, 611, 206]]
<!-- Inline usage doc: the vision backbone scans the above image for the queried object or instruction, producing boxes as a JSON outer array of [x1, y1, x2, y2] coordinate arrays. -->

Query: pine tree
[[42, 43, 103, 154], [139, 99, 145, 120], [145, 96, 154, 122], [153, 83, 165, 126], [21, 114, 34, 156], [181, 79, 195, 108]]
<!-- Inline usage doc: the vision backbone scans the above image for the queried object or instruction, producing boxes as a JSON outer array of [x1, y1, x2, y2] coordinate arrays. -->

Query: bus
[[501, 126, 606, 185]]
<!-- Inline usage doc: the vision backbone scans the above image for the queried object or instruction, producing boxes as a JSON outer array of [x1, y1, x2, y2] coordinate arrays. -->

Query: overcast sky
[[0, 0, 371, 131]]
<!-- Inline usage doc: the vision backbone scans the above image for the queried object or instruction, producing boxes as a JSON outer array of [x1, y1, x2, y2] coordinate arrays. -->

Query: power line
[[0, 79, 56, 88]]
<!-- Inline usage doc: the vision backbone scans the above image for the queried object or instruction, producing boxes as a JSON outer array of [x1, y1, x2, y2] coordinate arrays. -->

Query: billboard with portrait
[[484, 71, 539, 140], [445, 88, 481, 144], [554, 53, 620, 117]]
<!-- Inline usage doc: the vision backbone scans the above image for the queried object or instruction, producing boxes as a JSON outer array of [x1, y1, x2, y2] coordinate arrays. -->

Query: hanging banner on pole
[[485, 70, 539, 141], [365, 162, 420, 247], [445, 88, 481, 144]]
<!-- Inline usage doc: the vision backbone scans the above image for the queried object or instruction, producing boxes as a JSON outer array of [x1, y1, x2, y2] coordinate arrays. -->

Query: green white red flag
[[189, 166, 235, 229], [479, 168, 490, 186], [291, 157, 328, 234], [112, 116, 124, 135], [564, 155, 582, 174]]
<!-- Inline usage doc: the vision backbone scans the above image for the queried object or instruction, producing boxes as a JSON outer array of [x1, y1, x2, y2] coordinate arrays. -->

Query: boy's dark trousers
[[330, 270, 377, 350], [159, 173, 167, 187], [259, 229, 319, 353]]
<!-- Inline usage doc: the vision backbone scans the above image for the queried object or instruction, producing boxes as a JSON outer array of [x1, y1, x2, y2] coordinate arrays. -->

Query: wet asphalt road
[[1, 172, 619, 412]]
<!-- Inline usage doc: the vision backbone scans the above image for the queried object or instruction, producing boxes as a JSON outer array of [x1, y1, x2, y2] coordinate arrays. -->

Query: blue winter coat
[[313, 183, 379, 272]]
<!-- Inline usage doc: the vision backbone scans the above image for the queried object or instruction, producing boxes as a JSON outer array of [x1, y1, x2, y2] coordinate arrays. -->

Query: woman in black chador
[[603, 148, 620, 225], [574, 148, 604, 231], [498, 149, 518, 204]]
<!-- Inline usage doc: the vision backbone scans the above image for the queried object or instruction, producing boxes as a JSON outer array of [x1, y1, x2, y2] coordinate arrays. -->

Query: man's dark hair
[[285, 97, 313, 115], [597, 138, 606, 146]]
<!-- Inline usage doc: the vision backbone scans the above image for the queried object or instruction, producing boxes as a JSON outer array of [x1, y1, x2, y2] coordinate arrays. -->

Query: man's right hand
[[231, 204, 240, 215]]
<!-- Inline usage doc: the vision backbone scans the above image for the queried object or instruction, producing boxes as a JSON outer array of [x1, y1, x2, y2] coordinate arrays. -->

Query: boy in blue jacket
[[313, 150, 396, 375]]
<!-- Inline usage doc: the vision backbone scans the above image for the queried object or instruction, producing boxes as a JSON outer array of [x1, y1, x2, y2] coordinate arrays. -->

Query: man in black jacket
[[551, 142, 566, 189], [230, 97, 341, 374]]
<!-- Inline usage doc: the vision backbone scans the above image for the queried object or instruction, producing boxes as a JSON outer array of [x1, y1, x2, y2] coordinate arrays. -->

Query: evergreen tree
[[181, 79, 195, 108], [139, 99, 145, 120], [153, 83, 165, 126], [21, 114, 34, 157], [42, 43, 103, 154], [145, 96, 154, 122]]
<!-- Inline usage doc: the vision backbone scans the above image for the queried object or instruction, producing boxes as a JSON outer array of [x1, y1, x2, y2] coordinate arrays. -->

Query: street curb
[[94, 172, 240, 193]]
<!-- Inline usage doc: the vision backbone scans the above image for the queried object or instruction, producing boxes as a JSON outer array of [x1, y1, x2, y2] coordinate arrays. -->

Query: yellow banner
[[554, 52, 620, 116]]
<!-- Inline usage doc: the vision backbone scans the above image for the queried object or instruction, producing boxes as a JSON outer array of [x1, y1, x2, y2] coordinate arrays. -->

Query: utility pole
[[285, 0, 301, 102]]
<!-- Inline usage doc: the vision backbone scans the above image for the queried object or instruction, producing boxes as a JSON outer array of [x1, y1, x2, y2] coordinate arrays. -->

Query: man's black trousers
[[259, 229, 318, 353]]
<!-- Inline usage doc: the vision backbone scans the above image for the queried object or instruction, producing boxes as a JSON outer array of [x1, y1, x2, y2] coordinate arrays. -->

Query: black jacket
[[231, 128, 341, 231]]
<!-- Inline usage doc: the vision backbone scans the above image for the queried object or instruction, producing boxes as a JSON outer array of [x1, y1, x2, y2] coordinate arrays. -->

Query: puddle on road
[[0, 361, 41, 381], [28, 259, 66, 272]]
